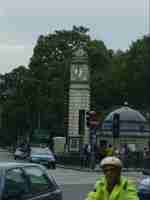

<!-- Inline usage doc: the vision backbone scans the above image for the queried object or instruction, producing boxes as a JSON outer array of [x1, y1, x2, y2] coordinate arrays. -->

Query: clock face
[[71, 64, 89, 81]]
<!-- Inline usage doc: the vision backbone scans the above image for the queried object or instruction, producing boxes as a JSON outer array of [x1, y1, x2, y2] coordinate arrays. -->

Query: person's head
[[100, 156, 122, 186]]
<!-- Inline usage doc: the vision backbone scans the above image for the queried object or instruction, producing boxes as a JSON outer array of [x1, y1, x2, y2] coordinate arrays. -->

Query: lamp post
[[0, 77, 5, 129], [149, 0, 150, 35], [147, 0, 150, 35]]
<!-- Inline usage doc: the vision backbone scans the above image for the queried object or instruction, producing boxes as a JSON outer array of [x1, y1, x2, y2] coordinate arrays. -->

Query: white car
[[29, 147, 56, 169]]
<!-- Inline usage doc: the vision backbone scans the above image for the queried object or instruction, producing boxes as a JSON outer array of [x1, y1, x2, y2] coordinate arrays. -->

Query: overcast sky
[[0, 0, 149, 74]]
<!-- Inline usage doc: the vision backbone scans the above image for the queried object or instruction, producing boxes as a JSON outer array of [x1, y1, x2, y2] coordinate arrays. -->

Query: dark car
[[138, 169, 150, 200], [29, 147, 56, 169], [0, 162, 62, 200]]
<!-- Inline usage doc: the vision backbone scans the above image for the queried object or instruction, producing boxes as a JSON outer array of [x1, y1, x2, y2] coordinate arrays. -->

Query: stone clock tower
[[68, 48, 90, 151]]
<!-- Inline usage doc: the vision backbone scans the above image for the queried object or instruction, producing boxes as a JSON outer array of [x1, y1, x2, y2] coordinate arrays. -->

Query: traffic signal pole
[[86, 111, 99, 170], [89, 127, 97, 169]]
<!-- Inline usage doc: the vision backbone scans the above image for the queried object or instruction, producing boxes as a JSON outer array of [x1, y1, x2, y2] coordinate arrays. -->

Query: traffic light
[[86, 111, 99, 128], [112, 113, 120, 138]]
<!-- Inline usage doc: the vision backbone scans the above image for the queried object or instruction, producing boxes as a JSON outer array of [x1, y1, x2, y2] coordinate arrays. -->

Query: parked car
[[138, 169, 150, 200], [14, 147, 28, 160], [29, 147, 56, 169], [0, 162, 62, 200]]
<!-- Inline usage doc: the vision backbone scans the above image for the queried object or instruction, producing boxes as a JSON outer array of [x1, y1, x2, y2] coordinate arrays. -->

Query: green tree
[[124, 35, 150, 108], [29, 26, 91, 135], [87, 40, 114, 110], [0, 66, 31, 145]]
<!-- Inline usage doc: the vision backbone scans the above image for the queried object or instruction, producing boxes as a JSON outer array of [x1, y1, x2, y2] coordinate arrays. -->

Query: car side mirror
[[142, 169, 150, 175]]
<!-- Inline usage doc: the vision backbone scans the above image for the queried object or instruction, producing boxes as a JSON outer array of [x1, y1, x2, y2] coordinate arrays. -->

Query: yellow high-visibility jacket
[[85, 176, 139, 200]]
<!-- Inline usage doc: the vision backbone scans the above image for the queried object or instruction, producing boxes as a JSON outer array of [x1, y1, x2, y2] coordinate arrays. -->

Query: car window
[[24, 166, 55, 194], [3, 168, 29, 199]]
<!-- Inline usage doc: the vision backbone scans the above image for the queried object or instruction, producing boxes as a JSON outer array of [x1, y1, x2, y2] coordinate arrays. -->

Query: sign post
[[112, 113, 120, 153]]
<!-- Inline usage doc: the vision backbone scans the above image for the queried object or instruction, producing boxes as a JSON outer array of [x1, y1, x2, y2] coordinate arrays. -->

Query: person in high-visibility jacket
[[85, 156, 139, 200]]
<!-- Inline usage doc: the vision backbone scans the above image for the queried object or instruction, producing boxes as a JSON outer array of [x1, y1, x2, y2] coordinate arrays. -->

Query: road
[[0, 148, 143, 200], [49, 168, 100, 200], [49, 167, 142, 200]]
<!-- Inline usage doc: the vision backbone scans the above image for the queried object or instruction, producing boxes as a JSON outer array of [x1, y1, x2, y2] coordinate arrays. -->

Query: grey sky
[[0, 0, 149, 73]]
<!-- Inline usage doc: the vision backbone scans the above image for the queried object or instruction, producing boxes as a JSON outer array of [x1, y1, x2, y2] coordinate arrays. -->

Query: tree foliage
[[0, 27, 150, 145]]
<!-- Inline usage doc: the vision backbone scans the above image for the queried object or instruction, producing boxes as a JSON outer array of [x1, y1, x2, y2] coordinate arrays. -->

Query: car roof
[[0, 162, 44, 171]]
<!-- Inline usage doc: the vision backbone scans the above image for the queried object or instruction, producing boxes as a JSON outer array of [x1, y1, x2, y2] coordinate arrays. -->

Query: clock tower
[[68, 48, 90, 151]]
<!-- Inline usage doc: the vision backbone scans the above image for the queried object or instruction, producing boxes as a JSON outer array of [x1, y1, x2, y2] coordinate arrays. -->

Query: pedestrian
[[105, 144, 113, 157], [85, 156, 139, 200]]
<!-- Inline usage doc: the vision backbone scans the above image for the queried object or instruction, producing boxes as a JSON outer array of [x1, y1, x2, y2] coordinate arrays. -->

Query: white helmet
[[100, 156, 122, 168]]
